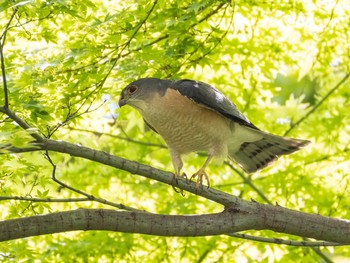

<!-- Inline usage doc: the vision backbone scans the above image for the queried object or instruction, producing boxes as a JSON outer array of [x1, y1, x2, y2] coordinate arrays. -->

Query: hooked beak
[[118, 93, 128, 107], [118, 98, 126, 107]]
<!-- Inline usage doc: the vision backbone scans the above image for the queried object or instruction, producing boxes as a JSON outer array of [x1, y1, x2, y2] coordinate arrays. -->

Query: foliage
[[1, 0, 350, 262]]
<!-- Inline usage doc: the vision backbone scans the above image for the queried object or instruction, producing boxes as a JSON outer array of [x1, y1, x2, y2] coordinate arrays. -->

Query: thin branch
[[312, 247, 334, 263], [12, 11, 55, 34], [67, 126, 167, 148], [224, 161, 272, 205], [44, 150, 146, 212], [166, 3, 232, 78], [47, 97, 107, 138], [0, 196, 92, 203], [47, 0, 160, 135], [0, 195, 147, 214], [0, 8, 18, 110], [304, 147, 349, 166], [319, 0, 340, 35], [0, 106, 44, 142], [228, 233, 342, 247], [126, 0, 158, 50], [0, 42, 9, 109], [284, 73, 350, 136], [0, 7, 18, 41], [120, 1, 225, 64], [196, 2, 226, 25], [105, 0, 158, 72], [66, 1, 227, 74]]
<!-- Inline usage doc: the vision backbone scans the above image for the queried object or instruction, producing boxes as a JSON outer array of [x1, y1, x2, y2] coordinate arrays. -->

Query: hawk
[[119, 78, 310, 188]]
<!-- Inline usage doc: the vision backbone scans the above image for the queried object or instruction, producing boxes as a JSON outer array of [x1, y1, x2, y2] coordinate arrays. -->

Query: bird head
[[119, 78, 171, 110], [119, 83, 142, 108]]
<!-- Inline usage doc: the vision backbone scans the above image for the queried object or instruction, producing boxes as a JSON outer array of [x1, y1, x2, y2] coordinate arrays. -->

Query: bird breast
[[138, 88, 234, 157]]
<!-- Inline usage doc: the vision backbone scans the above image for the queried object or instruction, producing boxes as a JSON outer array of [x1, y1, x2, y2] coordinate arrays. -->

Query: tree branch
[[0, 7, 18, 110], [0, 196, 91, 203], [284, 73, 350, 136], [0, 209, 240, 241], [0, 106, 44, 142], [228, 233, 342, 247], [0, 42, 8, 109], [0, 204, 349, 244], [44, 150, 145, 212]]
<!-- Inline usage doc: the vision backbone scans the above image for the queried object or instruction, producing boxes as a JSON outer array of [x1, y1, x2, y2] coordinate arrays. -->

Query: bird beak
[[118, 93, 127, 107], [118, 98, 126, 107]]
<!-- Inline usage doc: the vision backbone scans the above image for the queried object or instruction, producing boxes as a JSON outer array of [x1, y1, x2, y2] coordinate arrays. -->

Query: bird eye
[[127, 85, 138, 94]]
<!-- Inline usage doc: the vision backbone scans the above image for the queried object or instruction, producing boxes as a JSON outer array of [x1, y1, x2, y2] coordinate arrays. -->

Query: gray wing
[[170, 79, 258, 129]]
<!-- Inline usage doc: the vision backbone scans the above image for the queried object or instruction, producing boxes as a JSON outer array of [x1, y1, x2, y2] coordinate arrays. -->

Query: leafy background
[[0, 0, 350, 262]]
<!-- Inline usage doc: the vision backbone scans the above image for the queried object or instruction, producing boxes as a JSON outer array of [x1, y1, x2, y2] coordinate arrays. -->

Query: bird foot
[[171, 173, 187, 196], [190, 168, 210, 189]]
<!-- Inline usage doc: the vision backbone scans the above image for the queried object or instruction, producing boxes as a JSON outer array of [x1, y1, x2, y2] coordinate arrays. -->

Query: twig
[[196, 2, 227, 25], [47, 97, 107, 138], [0, 8, 19, 110], [0, 106, 44, 142], [312, 246, 334, 263], [67, 126, 167, 148], [224, 161, 272, 205], [0, 196, 92, 203], [165, 3, 232, 78], [284, 73, 350, 136], [229, 233, 343, 247], [103, 0, 158, 74], [65, 1, 227, 74], [0, 42, 8, 109], [0, 7, 18, 41], [47, 0, 160, 136], [43, 150, 147, 212]]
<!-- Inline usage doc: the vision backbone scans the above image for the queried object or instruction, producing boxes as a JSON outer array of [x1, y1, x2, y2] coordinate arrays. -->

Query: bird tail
[[228, 128, 310, 173]]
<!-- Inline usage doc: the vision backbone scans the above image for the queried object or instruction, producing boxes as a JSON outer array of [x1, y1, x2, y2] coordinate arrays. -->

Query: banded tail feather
[[229, 130, 310, 173]]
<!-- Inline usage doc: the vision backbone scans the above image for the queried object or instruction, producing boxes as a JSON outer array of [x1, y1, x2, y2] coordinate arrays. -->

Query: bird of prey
[[119, 78, 310, 188]]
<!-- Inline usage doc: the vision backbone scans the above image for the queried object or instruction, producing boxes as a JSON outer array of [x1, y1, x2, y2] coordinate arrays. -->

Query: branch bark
[[0, 204, 349, 244]]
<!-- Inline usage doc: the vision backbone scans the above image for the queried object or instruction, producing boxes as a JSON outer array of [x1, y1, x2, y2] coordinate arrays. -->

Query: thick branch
[[0, 209, 239, 241], [0, 204, 349, 244]]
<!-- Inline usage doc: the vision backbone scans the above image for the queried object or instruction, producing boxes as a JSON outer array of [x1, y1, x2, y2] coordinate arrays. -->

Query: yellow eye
[[127, 85, 138, 94]]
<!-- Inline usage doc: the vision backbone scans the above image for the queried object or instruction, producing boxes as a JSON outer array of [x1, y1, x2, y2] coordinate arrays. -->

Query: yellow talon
[[190, 168, 210, 189]]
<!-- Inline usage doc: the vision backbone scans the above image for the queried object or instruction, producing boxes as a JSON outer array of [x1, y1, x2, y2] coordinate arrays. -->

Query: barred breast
[[139, 88, 233, 158]]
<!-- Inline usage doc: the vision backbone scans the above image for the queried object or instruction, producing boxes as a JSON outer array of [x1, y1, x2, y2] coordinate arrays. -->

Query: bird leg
[[172, 172, 188, 185], [170, 150, 186, 195], [171, 172, 187, 196], [190, 156, 212, 188]]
